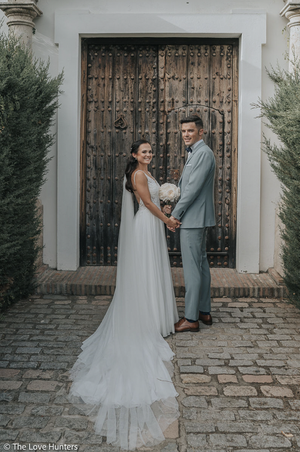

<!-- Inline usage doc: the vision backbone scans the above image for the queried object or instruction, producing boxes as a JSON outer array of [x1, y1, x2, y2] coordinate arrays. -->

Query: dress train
[[68, 175, 179, 449]]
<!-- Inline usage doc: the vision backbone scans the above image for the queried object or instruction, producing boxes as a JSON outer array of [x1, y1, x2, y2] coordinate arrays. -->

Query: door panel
[[80, 39, 238, 268]]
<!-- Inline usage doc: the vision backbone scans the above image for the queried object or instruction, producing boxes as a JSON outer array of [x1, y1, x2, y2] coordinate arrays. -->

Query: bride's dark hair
[[125, 139, 150, 193]]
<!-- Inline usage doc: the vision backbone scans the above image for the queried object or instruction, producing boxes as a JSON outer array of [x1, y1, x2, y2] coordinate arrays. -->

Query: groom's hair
[[181, 114, 203, 130]]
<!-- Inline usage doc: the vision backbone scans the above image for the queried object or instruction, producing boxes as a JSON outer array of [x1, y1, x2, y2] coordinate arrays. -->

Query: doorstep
[[35, 266, 286, 299]]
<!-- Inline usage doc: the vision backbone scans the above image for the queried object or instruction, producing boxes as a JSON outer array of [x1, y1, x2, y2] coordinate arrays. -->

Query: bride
[[68, 139, 180, 450]]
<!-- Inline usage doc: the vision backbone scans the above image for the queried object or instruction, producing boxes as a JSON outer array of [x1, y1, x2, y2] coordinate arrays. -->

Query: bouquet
[[159, 183, 180, 217]]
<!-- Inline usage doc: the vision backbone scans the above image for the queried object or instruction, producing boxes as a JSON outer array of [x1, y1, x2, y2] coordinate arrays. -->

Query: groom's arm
[[172, 150, 214, 221]]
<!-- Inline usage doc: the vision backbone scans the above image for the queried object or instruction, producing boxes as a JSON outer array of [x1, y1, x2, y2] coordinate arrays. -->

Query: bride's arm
[[133, 172, 180, 229]]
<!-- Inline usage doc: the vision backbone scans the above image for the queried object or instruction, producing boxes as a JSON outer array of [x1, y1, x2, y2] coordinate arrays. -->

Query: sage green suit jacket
[[172, 140, 216, 228]]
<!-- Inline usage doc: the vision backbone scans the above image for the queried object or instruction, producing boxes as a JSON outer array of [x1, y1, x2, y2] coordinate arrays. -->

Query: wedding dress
[[68, 172, 179, 450]]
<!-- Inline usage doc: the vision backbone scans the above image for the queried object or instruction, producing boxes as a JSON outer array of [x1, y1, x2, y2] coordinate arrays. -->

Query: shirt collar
[[190, 139, 203, 151]]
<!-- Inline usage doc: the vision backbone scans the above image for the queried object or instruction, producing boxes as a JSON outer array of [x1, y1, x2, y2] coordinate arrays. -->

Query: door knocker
[[114, 114, 128, 130]]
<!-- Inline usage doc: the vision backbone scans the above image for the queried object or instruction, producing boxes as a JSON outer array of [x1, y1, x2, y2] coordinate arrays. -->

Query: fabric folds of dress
[[68, 175, 179, 450]]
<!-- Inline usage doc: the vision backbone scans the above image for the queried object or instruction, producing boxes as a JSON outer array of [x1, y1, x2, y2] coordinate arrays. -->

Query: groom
[[170, 114, 216, 333]]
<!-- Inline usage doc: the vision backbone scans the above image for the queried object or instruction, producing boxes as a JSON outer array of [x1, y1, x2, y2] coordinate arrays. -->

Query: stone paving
[[1, 294, 300, 451]]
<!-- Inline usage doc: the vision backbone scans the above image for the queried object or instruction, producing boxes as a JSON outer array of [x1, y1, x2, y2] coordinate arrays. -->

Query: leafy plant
[[255, 60, 300, 306], [0, 29, 63, 310]]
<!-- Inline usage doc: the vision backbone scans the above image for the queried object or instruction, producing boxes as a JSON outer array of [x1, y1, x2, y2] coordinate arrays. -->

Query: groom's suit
[[172, 139, 216, 321]]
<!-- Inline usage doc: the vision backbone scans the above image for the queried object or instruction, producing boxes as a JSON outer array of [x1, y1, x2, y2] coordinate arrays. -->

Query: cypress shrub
[[256, 61, 300, 307], [0, 30, 63, 310]]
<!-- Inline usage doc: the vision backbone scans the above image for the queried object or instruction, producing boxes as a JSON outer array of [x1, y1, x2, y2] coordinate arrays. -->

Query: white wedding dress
[[68, 172, 179, 450]]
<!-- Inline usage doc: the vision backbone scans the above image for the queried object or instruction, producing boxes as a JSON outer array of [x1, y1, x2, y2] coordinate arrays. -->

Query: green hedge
[[257, 61, 300, 307], [0, 31, 63, 310]]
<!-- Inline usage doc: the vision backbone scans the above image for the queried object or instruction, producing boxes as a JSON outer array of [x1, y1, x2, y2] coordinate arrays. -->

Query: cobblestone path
[[1, 295, 300, 451]]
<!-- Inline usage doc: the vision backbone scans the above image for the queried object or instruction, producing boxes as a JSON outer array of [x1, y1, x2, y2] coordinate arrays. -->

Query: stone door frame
[[54, 11, 266, 273]]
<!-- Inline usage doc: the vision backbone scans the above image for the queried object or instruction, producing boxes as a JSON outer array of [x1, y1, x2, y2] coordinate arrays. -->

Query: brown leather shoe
[[175, 318, 199, 333], [199, 312, 213, 325]]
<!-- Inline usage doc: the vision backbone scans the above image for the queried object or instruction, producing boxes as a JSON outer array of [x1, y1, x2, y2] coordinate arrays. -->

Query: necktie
[[186, 147, 192, 162]]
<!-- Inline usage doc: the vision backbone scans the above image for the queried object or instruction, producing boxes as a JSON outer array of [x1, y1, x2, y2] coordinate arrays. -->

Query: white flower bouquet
[[159, 183, 180, 217]]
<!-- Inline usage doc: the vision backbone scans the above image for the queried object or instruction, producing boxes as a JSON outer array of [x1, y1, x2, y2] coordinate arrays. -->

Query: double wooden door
[[80, 38, 238, 267]]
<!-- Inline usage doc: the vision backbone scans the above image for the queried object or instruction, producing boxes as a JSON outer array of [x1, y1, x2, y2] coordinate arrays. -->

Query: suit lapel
[[178, 141, 205, 185]]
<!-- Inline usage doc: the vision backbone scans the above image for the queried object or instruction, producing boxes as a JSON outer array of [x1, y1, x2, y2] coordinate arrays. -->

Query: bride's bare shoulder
[[131, 170, 147, 185]]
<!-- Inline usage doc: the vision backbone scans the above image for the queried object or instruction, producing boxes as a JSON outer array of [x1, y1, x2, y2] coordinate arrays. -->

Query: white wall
[[2, 0, 289, 272], [0, 11, 8, 34], [32, 32, 59, 268], [260, 7, 288, 271]]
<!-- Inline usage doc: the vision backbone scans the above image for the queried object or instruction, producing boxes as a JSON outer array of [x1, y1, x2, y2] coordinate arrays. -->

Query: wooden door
[[80, 39, 238, 267]]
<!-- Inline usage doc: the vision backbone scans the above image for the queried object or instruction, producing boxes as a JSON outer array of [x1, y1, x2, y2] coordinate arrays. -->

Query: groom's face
[[181, 122, 203, 147]]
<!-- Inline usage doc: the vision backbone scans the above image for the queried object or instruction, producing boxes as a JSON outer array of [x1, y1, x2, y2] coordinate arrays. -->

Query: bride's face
[[133, 143, 153, 165]]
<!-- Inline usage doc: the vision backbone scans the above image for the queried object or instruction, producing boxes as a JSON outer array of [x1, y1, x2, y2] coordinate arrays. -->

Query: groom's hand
[[172, 216, 181, 228], [167, 216, 181, 232]]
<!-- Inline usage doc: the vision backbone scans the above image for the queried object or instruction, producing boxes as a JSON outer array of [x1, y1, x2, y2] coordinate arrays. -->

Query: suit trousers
[[180, 228, 211, 321]]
